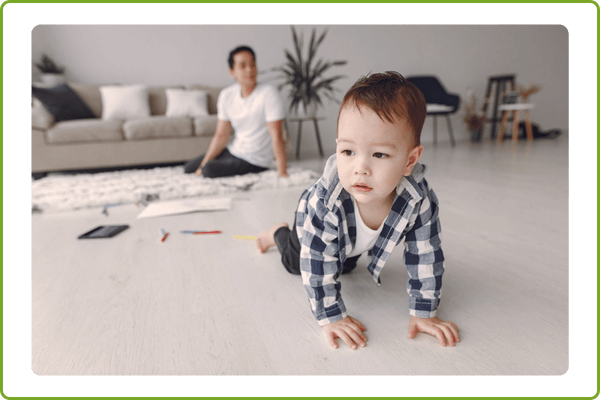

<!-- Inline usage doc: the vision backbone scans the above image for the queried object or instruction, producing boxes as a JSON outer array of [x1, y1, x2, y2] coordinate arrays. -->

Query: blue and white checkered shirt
[[296, 154, 445, 326]]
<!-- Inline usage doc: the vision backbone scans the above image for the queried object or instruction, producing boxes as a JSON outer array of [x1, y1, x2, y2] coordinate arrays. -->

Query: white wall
[[32, 24, 568, 157]]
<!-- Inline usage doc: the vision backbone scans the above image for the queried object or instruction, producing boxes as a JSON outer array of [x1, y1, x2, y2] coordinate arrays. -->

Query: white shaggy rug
[[31, 166, 320, 213]]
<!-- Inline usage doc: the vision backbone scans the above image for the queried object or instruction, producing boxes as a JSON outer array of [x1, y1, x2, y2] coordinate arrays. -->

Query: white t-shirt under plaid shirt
[[218, 82, 286, 168], [295, 154, 445, 326]]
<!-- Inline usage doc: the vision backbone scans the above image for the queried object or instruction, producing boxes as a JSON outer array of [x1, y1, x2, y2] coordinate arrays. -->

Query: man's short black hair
[[228, 45, 256, 69]]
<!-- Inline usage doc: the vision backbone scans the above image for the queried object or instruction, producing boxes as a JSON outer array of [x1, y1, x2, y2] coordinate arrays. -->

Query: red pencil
[[193, 230, 222, 235], [161, 232, 169, 242]]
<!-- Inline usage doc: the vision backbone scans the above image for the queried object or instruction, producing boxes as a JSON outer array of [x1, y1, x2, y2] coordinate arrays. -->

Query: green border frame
[[2, 1, 597, 398]]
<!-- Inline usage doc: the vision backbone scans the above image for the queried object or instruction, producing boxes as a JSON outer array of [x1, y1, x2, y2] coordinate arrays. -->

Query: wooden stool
[[481, 75, 516, 139], [497, 103, 535, 141]]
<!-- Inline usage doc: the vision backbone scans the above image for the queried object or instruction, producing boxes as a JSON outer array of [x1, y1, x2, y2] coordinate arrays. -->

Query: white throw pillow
[[165, 88, 209, 118], [100, 85, 150, 120]]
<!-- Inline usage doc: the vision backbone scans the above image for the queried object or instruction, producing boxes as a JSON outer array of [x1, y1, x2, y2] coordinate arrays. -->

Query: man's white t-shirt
[[217, 82, 286, 168]]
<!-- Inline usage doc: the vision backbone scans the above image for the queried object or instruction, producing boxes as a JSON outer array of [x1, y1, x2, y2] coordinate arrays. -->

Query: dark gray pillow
[[32, 84, 96, 122]]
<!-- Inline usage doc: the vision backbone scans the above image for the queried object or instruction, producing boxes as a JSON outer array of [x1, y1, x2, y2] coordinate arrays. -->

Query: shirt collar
[[396, 162, 425, 202]]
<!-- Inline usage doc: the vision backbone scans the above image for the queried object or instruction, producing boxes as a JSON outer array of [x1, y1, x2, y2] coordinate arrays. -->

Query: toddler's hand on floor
[[194, 168, 203, 177], [322, 316, 367, 350], [407, 316, 460, 347]]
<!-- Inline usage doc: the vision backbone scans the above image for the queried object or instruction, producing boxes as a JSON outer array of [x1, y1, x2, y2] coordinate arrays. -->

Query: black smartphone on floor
[[78, 225, 129, 239]]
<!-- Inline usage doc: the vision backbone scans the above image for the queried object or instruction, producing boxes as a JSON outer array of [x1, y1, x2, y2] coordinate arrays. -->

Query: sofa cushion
[[193, 115, 219, 137], [165, 88, 209, 118], [148, 86, 184, 115], [100, 85, 150, 120], [189, 85, 222, 115], [46, 119, 123, 144], [123, 116, 193, 140], [32, 84, 96, 122], [69, 83, 103, 118]]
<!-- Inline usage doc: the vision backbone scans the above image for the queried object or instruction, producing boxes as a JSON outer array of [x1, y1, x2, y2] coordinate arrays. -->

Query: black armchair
[[406, 76, 460, 146]]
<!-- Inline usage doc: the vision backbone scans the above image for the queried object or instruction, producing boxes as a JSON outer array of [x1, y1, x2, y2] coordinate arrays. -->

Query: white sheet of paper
[[137, 197, 232, 219]]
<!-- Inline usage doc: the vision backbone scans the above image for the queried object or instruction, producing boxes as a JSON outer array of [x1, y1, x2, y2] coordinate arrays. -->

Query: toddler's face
[[336, 105, 422, 207]]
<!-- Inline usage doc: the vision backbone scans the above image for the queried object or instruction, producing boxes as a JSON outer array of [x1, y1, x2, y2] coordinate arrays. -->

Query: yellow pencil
[[233, 235, 257, 241]]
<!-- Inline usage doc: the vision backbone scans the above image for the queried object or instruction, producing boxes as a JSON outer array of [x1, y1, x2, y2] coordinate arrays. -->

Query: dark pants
[[184, 148, 268, 178], [273, 222, 361, 275]]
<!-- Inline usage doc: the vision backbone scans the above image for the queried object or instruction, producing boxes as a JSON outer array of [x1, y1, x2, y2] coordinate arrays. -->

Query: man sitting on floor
[[184, 45, 288, 178]]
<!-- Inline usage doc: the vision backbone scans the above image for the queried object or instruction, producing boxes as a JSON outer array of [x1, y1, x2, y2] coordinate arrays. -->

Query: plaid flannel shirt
[[296, 154, 445, 326]]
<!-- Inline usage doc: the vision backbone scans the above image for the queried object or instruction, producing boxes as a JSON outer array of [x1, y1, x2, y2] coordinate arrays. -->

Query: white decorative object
[[100, 85, 150, 120], [40, 73, 66, 87], [165, 88, 209, 118]]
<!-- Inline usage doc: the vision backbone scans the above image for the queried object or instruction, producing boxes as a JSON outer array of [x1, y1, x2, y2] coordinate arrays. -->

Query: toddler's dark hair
[[228, 45, 256, 69], [338, 71, 427, 146]]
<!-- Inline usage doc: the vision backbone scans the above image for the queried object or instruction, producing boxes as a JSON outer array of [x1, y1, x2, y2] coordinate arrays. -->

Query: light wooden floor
[[32, 137, 569, 376]]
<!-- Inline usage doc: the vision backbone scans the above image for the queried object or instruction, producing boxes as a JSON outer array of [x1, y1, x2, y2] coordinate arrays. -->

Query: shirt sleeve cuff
[[314, 299, 348, 326], [317, 311, 349, 326], [409, 297, 440, 318]]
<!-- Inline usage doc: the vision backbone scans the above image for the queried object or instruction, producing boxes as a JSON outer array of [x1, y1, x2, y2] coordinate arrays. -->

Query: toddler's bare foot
[[256, 222, 288, 254]]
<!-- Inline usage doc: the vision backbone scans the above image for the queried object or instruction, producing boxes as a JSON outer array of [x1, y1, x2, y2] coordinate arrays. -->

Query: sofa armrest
[[32, 128, 48, 147], [32, 98, 55, 130]]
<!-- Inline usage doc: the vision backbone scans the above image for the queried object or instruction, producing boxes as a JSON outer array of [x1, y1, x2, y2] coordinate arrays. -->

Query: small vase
[[302, 102, 318, 118], [40, 73, 66, 87], [470, 129, 482, 142]]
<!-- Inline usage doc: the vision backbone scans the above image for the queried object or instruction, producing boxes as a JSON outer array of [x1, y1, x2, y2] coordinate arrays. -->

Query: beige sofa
[[32, 83, 223, 177]]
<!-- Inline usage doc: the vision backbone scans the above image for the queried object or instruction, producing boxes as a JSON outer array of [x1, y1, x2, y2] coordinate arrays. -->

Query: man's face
[[229, 51, 257, 87]]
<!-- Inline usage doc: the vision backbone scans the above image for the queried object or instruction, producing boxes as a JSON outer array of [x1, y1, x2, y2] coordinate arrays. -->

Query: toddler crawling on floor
[[256, 71, 460, 349]]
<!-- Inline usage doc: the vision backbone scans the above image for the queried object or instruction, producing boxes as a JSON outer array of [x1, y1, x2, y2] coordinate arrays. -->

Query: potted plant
[[462, 92, 486, 142], [269, 26, 347, 117], [516, 84, 541, 102], [35, 54, 66, 86]]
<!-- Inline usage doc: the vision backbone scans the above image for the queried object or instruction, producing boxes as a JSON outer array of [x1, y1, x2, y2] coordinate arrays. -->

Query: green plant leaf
[[35, 53, 65, 74], [271, 26, 347, 114]]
